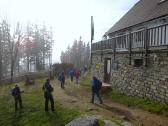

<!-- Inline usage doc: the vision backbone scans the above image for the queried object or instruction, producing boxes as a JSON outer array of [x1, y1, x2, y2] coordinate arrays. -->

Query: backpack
[[11, 88, 18, 96], [45, 83, 53, 92], [96, 79, 102, 90]]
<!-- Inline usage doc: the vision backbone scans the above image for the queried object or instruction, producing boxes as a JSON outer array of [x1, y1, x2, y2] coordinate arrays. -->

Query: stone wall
[[92, 52, 168, 104], [92, 53, 103, 81]]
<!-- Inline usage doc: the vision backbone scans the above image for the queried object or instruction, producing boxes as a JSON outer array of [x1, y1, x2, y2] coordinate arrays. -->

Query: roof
[[105, 0, 168, 35]]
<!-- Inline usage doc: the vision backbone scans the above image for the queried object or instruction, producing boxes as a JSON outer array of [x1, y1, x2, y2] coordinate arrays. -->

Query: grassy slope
[[0, 81, 81, 126]]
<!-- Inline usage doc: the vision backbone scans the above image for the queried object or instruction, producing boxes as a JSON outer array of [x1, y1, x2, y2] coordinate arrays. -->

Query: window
[[112, 60, 119, 70], [134, 59, 143, 67]]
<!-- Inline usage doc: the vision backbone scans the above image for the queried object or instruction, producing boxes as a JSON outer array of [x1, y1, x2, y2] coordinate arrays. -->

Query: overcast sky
[[0, 0, 139, 63]]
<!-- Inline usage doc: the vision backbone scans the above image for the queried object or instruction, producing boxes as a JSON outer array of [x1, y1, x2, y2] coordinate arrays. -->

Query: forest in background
[[0, 19, 53, 83], [60, 37, 90, 68]]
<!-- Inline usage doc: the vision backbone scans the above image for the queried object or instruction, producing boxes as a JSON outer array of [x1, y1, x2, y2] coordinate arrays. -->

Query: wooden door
[[104, 58, 111, 83]]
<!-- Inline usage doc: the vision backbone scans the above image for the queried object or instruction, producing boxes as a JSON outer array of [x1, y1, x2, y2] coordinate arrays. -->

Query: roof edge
[[104, 14, 168, 36]]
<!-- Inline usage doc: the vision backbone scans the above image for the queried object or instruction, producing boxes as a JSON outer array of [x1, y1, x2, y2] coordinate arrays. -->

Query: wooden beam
[[129, 33, 132, 65], [144, 29, 149, 67]]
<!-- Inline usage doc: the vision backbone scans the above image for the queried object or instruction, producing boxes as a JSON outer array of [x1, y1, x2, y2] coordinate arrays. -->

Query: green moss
[[108, 90, 168, 116], [99, 119, 105, 126]]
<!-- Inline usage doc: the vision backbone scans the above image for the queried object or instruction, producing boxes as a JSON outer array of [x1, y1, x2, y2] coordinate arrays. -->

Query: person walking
[[91, 76, 103, 104], [69, 69, 74, 82], [42, 79, 55, 112], [60, 72, 65, 89], [11, 85, 23, 112], [75, 69, 80, 84], [83, 66, 88, 78]]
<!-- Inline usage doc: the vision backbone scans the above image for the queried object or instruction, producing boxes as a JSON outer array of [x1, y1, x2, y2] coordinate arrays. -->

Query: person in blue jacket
[[69, 69, 75, 82], [91, 76, 103, 104], [60, 72, 65, 89]]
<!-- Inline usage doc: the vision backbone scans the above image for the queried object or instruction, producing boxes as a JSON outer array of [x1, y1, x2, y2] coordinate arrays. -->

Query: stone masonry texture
[[92, 52, 168, 104]]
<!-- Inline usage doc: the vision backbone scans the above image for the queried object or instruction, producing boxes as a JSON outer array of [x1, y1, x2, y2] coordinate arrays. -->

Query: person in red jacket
[[75, 69, 80, 84]]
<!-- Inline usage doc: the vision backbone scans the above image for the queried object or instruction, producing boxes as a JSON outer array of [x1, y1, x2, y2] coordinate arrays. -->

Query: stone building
[[92, 0, 168, 104]]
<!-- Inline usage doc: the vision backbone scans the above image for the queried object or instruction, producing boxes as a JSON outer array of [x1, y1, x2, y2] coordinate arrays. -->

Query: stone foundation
[[92, 52, 168, 104]]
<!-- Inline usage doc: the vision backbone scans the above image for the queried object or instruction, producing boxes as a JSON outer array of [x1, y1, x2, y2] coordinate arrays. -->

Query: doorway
[[104, 58, 111, 83]]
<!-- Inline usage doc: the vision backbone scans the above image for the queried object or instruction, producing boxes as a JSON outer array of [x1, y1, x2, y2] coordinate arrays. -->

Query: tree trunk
[[0, 56, 2, 82], [10, 60, 14, 83], [27, 57, 30, 71], [0, 41, 2, 82]]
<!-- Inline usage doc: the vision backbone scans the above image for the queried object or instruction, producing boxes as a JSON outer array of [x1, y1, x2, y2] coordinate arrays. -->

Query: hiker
[[11, 84, 23, 111], [58, 72, 61, 81], [83, 66, 88, 77], [75, 69, 80, 84], [69, 69, 75, 82], [42, 79, 55, 112], [91, 76, 103, 104], [59, 72, 65, 89]]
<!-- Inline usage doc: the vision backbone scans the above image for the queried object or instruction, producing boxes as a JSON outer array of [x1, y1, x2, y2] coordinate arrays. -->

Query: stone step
[[65, 116, 99, 126]]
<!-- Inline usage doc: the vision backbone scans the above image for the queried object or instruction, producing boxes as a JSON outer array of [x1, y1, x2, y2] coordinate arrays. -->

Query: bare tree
[[0, 20, 11, 79], [0, 20, 54, 83], [7, 23, 22, 82]]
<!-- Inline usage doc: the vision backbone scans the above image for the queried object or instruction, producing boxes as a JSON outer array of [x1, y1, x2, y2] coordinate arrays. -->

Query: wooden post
[[91, 40, 93, 65], [113, 38, 116, 60], [129, 33, 132, 65], [144, 29, 149, 67], [101, 41, 103, 62], [91, 16, 94, 65]]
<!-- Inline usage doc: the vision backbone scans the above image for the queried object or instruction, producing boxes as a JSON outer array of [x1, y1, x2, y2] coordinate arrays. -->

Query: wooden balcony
[[92, 23, 168, 54]]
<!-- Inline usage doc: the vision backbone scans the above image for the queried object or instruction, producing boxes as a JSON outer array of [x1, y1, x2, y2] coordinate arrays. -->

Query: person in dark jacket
[[91, 76, 103, 104], [69, 69, 74, 82], [60, 72, 65, 88], [12, 85, 23, 112], [42, 79, 54, 112]]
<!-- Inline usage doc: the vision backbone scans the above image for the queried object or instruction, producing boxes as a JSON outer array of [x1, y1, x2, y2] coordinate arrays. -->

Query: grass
[[0, 78, 107, 126], [80, 72, 92, 91], [99, 119, 105, 126], [108, 90, 168, 116], [0, 81, 81, 126]]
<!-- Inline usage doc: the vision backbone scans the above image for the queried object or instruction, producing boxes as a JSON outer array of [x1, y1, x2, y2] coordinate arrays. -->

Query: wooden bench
[[101, 83, 112, 94], [25, 74, 35, 85]]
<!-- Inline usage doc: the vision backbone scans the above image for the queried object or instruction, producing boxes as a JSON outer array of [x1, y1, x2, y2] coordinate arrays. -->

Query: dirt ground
[[52, 79, 168, 126]]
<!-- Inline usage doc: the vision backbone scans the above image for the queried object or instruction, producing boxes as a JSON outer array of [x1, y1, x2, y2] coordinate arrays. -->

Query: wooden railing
[[92, 23, 168, 52]]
